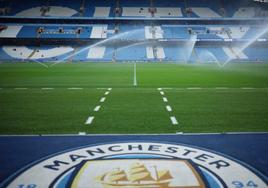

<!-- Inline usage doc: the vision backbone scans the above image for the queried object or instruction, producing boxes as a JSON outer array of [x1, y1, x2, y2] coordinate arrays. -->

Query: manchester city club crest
[[1, 142, 267, 188]]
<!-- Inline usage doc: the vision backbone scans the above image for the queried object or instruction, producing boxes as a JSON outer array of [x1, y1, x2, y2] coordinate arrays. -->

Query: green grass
[[167, 89, 268, 133], [0, 62, 268, 134], [0, 63, 132, 87]]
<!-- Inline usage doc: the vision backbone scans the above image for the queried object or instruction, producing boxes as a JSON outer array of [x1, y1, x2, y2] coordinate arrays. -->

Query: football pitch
[[0, 62, 267, 134]]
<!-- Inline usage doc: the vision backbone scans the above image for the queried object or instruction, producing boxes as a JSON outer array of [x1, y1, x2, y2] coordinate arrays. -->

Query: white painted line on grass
[[158, 88, 162, 91], [241, 87, 254, 90], [162, 97, 168, 102], [170, 116, 178, 125], [215, 87, 229, 89], [94, 105, 101, 112], [105, 91, 110, 95], [78, 132, 86, 135], [97, 88, 109, 90], [108, 88, 112, 91], [15, 88, 28, 90], [160, 91, 165, 95], [2, 132, 268, 137], [133, 63, 137, 86], [187, 87, 202, 90], [41, 88, 54, 90], [85, 116, 94, 125], [166, 105, 172, 112], [68, 87, 83, 90], [100, 97, 106, 102]]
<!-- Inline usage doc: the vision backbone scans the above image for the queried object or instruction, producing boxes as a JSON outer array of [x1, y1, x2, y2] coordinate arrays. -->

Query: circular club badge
[[2, 142, 267, 188]]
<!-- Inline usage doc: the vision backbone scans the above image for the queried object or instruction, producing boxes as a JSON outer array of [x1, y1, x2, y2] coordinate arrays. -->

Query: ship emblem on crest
[[70, 159, 205, 188], [96, 162, 173, 187]]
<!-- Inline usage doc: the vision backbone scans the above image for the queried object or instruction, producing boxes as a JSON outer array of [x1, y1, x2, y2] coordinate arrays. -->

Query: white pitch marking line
[[241, 87, 254, 90], [105, 91, 110, 95], [78, 132, 86, 135], [94, 105, 101, 112], [158, 88, 162, 91], [15, 88, 28, 90], [108, 88, 112, 91], [97, 88, 109, 90], [187, 87, 202, 90], [160, 91, 165, 95], [166, 105, 172, 112], [170, 116, 178, 125], [100, 97, 106, 102], [215, 87, 229, 89], [163, 97, 168, 102], [133, 63, 137, 86], [41, 88, 54, 90], [68, 87, 83, 90], [85, 116, 94, 125]]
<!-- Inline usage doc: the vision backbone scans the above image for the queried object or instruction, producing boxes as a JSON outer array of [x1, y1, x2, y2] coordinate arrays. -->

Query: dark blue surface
[[0, 133, 267, 184]]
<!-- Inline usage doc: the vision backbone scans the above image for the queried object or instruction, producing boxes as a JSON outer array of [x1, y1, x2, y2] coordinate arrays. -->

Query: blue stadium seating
[[0, 0, 267, 62], [244, 47, 268, 61]]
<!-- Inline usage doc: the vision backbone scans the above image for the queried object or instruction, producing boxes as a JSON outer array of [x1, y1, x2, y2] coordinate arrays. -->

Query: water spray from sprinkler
[[222, 25, 268, 67], [50, 29, 144, 67]]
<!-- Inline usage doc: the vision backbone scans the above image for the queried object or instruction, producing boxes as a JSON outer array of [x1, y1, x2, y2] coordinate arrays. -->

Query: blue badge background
[[0, 133, 267, 185]]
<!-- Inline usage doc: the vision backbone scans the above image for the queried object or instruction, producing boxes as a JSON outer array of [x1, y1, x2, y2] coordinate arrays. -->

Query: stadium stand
[[0, 0, 267, 62]]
